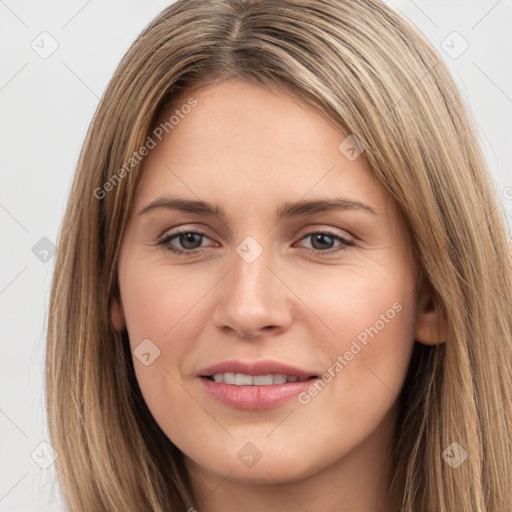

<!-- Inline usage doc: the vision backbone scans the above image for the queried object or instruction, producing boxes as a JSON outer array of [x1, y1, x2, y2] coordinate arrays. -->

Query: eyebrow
[[138, 195, 377, 219]]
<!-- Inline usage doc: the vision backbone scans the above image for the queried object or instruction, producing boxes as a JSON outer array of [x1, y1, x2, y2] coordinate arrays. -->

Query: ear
[[414, 280, 447, 345], [110, 297, 125, 332]]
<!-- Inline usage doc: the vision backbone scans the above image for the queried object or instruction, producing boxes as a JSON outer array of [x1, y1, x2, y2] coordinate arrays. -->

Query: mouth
[[197, 359, 320, 409], [199, 373, 320, 410], [203, 373, 319, 385]]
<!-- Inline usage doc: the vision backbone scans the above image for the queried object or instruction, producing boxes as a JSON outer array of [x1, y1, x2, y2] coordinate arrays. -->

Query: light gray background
[[1, 1, 511, 510]]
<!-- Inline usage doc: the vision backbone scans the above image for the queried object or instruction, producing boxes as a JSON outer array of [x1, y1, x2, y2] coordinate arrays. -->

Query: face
[[112, 80, 443, 487]]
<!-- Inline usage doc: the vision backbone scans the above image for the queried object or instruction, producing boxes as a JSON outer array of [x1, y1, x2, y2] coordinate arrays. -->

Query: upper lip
[[198, 359, 318, 379]]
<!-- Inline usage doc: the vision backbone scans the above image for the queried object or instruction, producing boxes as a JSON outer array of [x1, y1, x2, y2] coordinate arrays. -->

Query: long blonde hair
[[46, 0, 512, 510]]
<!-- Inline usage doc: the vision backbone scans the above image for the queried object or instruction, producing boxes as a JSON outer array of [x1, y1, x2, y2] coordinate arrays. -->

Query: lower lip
[[199, 376, 318, 410]]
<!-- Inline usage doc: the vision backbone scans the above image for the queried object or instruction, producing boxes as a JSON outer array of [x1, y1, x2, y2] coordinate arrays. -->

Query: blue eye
[[157, 229, 354, 256]]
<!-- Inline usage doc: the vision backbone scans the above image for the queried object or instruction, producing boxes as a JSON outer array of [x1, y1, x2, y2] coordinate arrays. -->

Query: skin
[[111, 80, 446, 512]]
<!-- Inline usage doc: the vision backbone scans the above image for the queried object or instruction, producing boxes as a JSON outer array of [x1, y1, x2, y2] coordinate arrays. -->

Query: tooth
[[211, 373, 306, 385], [235, 373, 253, 385], [253, 374, 274, 385], [272, 374, 287, 384], [223, 372, 235, 384]]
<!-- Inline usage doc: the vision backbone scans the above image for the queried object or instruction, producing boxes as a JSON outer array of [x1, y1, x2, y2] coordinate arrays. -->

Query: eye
[[295, 230, 354, 254], [158, 229, 214, 256], [157, 228, 354, 257]]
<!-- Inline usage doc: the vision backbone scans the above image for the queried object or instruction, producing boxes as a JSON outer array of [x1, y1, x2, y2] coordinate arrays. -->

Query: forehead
[[135, 80, 388, 214]]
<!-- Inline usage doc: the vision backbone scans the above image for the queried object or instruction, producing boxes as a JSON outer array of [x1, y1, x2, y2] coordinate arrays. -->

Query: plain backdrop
[[1, 0, 511, 510]]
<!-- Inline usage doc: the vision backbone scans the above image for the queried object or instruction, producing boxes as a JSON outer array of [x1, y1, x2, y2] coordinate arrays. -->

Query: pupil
[[180, 233, 201, 249], [312, 233, 333, 250]]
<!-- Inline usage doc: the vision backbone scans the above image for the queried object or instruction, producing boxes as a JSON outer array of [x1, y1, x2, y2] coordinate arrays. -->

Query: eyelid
[[157, 223, 215, 240], [295, 225, 354, 242]]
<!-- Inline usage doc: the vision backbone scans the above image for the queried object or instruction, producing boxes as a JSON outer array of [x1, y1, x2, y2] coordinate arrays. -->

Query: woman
[[46, 0, 512, 510]]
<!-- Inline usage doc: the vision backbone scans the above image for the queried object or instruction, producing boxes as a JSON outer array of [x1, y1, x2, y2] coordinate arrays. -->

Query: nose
[[212, 243, 294, 340]]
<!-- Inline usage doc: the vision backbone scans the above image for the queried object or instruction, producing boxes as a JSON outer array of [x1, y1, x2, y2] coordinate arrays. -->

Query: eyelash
[[157, 228, 354, 257]]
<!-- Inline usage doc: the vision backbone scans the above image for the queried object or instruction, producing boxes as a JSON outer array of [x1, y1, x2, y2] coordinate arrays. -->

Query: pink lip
[[197, 359, 319, 410], [198, 359, 317, 379], [199, 377, 318, 409]]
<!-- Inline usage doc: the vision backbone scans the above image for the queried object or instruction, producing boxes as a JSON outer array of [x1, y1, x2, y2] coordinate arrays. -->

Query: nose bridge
[[230, 238, 279, 312], [213, 236, 292, 337]]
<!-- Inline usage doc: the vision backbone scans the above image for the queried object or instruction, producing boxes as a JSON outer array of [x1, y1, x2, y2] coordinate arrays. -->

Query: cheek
[[302, 255, 414, 334], [280, 271, 417, 471], [294, 259, 417, 415], [120, 261, 207, 343], [118, 261, 215, 420]]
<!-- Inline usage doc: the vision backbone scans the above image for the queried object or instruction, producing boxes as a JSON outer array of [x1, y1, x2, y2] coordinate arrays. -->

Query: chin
[[185, 442, 326, 485]]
